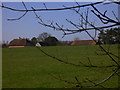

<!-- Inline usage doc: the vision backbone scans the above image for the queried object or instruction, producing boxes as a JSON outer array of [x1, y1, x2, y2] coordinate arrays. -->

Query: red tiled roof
[[9, 39, 31, 46], [69, 40, 98, 46]]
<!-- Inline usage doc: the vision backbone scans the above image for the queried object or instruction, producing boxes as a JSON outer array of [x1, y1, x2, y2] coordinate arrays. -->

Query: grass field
[[2, 45, 119, 88]]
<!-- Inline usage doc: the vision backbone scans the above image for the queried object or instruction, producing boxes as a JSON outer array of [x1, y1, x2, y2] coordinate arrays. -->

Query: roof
[[9, 38, 32, 46], [68, 40, 98, 46]]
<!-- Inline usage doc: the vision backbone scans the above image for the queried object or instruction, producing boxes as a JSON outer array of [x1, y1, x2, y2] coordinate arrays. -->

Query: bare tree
[[37, 32, 51, 42], [1, 0, 120, 88]]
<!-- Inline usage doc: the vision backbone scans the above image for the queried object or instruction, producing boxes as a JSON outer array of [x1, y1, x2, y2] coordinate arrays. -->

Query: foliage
[[37, 32, 51, 42], [2, 41, 9, 48], [31, 37, 37, 45], [2, 44, 8, 48], [98, 27, 120, 44], [37, 32, 59, 46], [44, 36, 58, 46]]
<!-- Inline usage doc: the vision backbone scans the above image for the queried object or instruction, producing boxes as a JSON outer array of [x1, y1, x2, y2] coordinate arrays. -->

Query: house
[[36, 42, 41, 47], [68, 40, 98, 46], [9, 38, 33, 47]]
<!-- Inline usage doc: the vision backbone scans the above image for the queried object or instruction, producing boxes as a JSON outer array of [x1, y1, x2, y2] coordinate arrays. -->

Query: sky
[[2, 1, 119, 43]]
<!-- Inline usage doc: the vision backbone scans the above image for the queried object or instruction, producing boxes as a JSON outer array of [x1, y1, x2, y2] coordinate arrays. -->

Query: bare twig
[[1, 1, 103, 12], [7, 2, 28, 21], [83, 68, 119, 87], [85, 78, 105, 88], [91, 4, 120, 25]]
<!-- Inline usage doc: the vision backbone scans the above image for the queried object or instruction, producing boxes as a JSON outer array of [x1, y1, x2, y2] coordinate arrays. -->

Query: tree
[[98, 27, 120, 44], [31, 37, 37, 45], [37, 32, 51, 42], [1, 1, 120, 88], [2, 41, 8, 48], [44, 36, 58, 46]]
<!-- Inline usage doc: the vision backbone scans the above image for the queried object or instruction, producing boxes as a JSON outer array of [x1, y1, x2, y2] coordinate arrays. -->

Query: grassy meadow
[[2, 44, 119, 88]]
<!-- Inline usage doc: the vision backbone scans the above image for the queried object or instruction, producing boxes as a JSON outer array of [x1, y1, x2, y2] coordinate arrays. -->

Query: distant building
[[36, 42, 41, 47], [9, 38, 33, 48], [68, 40, 98, 46]]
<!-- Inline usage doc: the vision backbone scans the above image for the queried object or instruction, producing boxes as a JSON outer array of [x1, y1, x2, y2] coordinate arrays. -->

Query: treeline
[[2, 27, 120, 48], [2, 32, 69, 48], [98, 27, 120, 44], [31, 32, 68, 46]]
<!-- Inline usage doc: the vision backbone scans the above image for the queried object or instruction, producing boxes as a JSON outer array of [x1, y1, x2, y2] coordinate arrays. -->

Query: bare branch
[[72, 9, 119, 66], [34, 10, 118, 33], [74, 76, 83, 88], [7, 11, 28, 21], [43, 3, 48, 10], [66, 19, 81, 29], [112, 11, 119, 21], [0, 1, 104, 12], [7, 2, 28, 21], [83, 68, 119, 87], [91, 4, 120, 24], [87, 57, 93, 66], [85, 78, 105, 88], [49, 73, 88, 85], [35, 44, 117, 68], [22, 1, 27, 10]]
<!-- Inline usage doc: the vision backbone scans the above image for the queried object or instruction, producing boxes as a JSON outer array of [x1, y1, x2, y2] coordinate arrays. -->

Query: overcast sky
[[2, 1, 118, 42]]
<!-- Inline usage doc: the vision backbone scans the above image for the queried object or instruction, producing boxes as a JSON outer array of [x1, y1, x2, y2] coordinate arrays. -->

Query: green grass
[[2, 44, 119, 88]]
